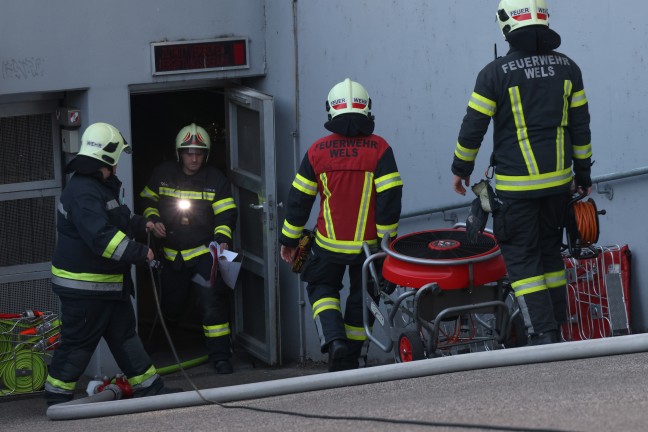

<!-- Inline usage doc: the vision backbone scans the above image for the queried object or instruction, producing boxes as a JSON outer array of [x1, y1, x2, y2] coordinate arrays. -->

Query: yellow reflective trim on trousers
[[545, 269, 567, 288], [320, 173, 336, 239], [495, 167, 572, 191], [315, 231, 377, 254], [557, 80, 572, 171], [46, 375, 76, 391], [509, 86, 539, 175], [312, 297, 342, 318], [102, 231, 127, 259], [292, 173, 318, 196], [282, 219, 304, 239], [52, 265, 123, 283], [512, 275, 547, 297], [203, 323, 231, 338], [468, 92, 496, 117], [345, 324, 367, 341], [354, 172, 373, 241], [140, 186, 159, 201], [163, 245, 210, 262], [128, 365, 157, 386], [454, 142, 479, 162], [212, 197, 236, 215], [570, 89, 588, 108], [375, 172, 403, 193], [573, 143, 592, 159]]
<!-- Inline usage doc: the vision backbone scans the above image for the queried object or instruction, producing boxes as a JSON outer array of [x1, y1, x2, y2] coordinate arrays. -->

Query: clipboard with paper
[[208, 241, 242, 290]]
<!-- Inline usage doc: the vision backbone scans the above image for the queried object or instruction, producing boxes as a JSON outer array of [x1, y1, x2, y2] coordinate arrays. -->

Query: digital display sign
[[151, 38, 249, 76]]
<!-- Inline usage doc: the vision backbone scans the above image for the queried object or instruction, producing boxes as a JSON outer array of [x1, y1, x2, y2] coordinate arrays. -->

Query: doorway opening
[[129, 88, 227, 356]]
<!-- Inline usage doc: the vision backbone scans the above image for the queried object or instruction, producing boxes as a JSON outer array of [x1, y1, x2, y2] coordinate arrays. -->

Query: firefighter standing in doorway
[[140, 123, 238, 374], [451, 0, 593, 345], [280, 78, 403, 371], [45, 122, 179, 406]]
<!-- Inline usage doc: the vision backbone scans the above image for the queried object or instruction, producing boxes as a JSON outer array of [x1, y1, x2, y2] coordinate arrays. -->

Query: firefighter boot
[[527, 330, 559, 346], [133, 377, 182, 397], [213, 359, 234, 374], [338, 339, 365, 371], [44, 391, 74, 407], [327, 339, 349, 372]]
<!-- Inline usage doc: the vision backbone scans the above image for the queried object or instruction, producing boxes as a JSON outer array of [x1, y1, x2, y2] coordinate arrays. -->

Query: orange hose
[[572, 200, 599, 245]]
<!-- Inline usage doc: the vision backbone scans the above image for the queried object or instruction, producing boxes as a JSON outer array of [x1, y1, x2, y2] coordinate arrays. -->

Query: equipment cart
[[362, 227, 525, 362]]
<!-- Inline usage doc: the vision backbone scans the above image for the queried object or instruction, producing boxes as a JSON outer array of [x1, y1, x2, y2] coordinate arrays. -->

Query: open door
[[225, 86, 280, 365]]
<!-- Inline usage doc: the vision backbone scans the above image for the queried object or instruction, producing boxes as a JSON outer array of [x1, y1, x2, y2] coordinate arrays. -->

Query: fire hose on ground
[[47, 333, 648, 420]]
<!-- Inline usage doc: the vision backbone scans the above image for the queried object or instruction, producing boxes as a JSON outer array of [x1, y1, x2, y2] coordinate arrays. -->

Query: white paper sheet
[[208, 241, 242, 290]]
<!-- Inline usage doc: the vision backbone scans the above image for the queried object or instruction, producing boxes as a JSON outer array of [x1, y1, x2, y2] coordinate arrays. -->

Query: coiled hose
[[572, 199, 601, 245], [0, 317, 57, 396]]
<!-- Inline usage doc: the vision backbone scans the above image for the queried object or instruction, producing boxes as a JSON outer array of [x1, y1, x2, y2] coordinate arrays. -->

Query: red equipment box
[[561, 245, 631, 341]]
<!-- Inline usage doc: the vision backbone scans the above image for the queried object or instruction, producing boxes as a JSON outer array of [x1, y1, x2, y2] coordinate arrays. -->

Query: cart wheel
[[394, 330, 425, 363]]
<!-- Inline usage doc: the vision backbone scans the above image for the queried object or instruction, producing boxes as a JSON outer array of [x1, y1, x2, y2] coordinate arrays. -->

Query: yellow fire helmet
[[175, 123, 211, 161], [325, 78, 372, 120], [78, 122, 131, 166], [497, 0, 550, 38]]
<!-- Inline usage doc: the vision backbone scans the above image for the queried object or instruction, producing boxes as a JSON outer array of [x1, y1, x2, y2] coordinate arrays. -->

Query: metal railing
[[401, 166, 648, 220]]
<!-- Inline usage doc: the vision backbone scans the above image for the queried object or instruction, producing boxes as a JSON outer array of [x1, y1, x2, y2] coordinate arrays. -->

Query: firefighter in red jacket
[[451, 0, 593, 345], [140, 123, 237, 374], [280, 78, 403, 371]]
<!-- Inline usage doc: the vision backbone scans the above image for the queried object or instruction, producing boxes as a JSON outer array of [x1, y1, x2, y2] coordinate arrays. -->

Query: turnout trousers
[[160, 253, 232, 362], [302, 252, 379, 363], [492, 192, 569, 336], [45, 294, 157, 401]]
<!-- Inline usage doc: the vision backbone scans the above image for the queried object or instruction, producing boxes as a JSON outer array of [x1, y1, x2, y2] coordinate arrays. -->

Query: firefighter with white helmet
[[280, 78, 402, 371], [451, 0, 593, 345], [140, 122, 237, 374], [45, 122, 179, 406]]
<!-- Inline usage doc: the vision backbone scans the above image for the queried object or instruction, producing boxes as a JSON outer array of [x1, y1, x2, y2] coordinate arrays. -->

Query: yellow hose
[[0, 350, 47, 396]]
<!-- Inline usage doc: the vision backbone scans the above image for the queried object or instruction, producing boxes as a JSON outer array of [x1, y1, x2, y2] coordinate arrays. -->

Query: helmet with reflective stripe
[[325, 78, 372, 120], [497, 0, 550, 38], [79, 122, 131, 166], [175, 123, 211, 161]]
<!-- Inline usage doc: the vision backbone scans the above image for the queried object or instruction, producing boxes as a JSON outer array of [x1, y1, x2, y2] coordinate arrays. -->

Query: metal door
[[225, 86, 280, 365]]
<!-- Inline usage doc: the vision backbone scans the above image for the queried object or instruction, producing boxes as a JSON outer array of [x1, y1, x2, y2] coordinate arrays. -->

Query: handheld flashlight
[[178, 199, 191, 225]]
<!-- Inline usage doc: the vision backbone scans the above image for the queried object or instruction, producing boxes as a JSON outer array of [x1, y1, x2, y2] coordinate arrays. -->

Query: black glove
[[466, 197, 488, 244], [471, 179, 502, 214]]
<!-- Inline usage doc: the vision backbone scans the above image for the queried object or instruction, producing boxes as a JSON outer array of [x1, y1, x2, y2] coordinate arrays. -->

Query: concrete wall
[[2, 0, 648, 366], [293, 1, 648, 339]]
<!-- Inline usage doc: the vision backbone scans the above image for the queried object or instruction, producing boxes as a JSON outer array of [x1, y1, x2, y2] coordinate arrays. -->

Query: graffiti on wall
[[2, 57, 45, 80]]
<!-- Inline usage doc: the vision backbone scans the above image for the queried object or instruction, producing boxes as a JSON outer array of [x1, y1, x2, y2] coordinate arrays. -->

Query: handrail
[[401, 166, 648, 220]]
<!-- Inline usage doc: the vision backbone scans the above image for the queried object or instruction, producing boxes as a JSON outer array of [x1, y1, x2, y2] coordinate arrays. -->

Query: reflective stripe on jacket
[[140, 161, 237, 263], [51, 173, 148, 298], [280, 133, 402, 261], [452, 49, 592, 198]]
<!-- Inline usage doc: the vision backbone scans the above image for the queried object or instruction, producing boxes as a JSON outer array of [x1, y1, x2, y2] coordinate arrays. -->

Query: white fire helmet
[[497, 0, 550, 38], [78, 122, 131, 166], [325, 78, 372, 120], [175, 123, 211, 161]]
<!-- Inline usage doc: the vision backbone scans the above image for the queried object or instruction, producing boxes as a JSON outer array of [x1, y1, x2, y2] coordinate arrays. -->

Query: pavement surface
[[3, 330, 648, 431]]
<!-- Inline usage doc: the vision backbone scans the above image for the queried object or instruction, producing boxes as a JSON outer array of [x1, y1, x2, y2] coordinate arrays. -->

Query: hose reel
[[564, 193, 606, 258]]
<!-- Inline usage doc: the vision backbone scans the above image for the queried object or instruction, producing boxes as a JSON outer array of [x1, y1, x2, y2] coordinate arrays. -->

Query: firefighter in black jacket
[[280, 79, 403, 371], [140, 123, 237, 374], [45, 122, 178, 406], [451, 0, 593, 345]]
